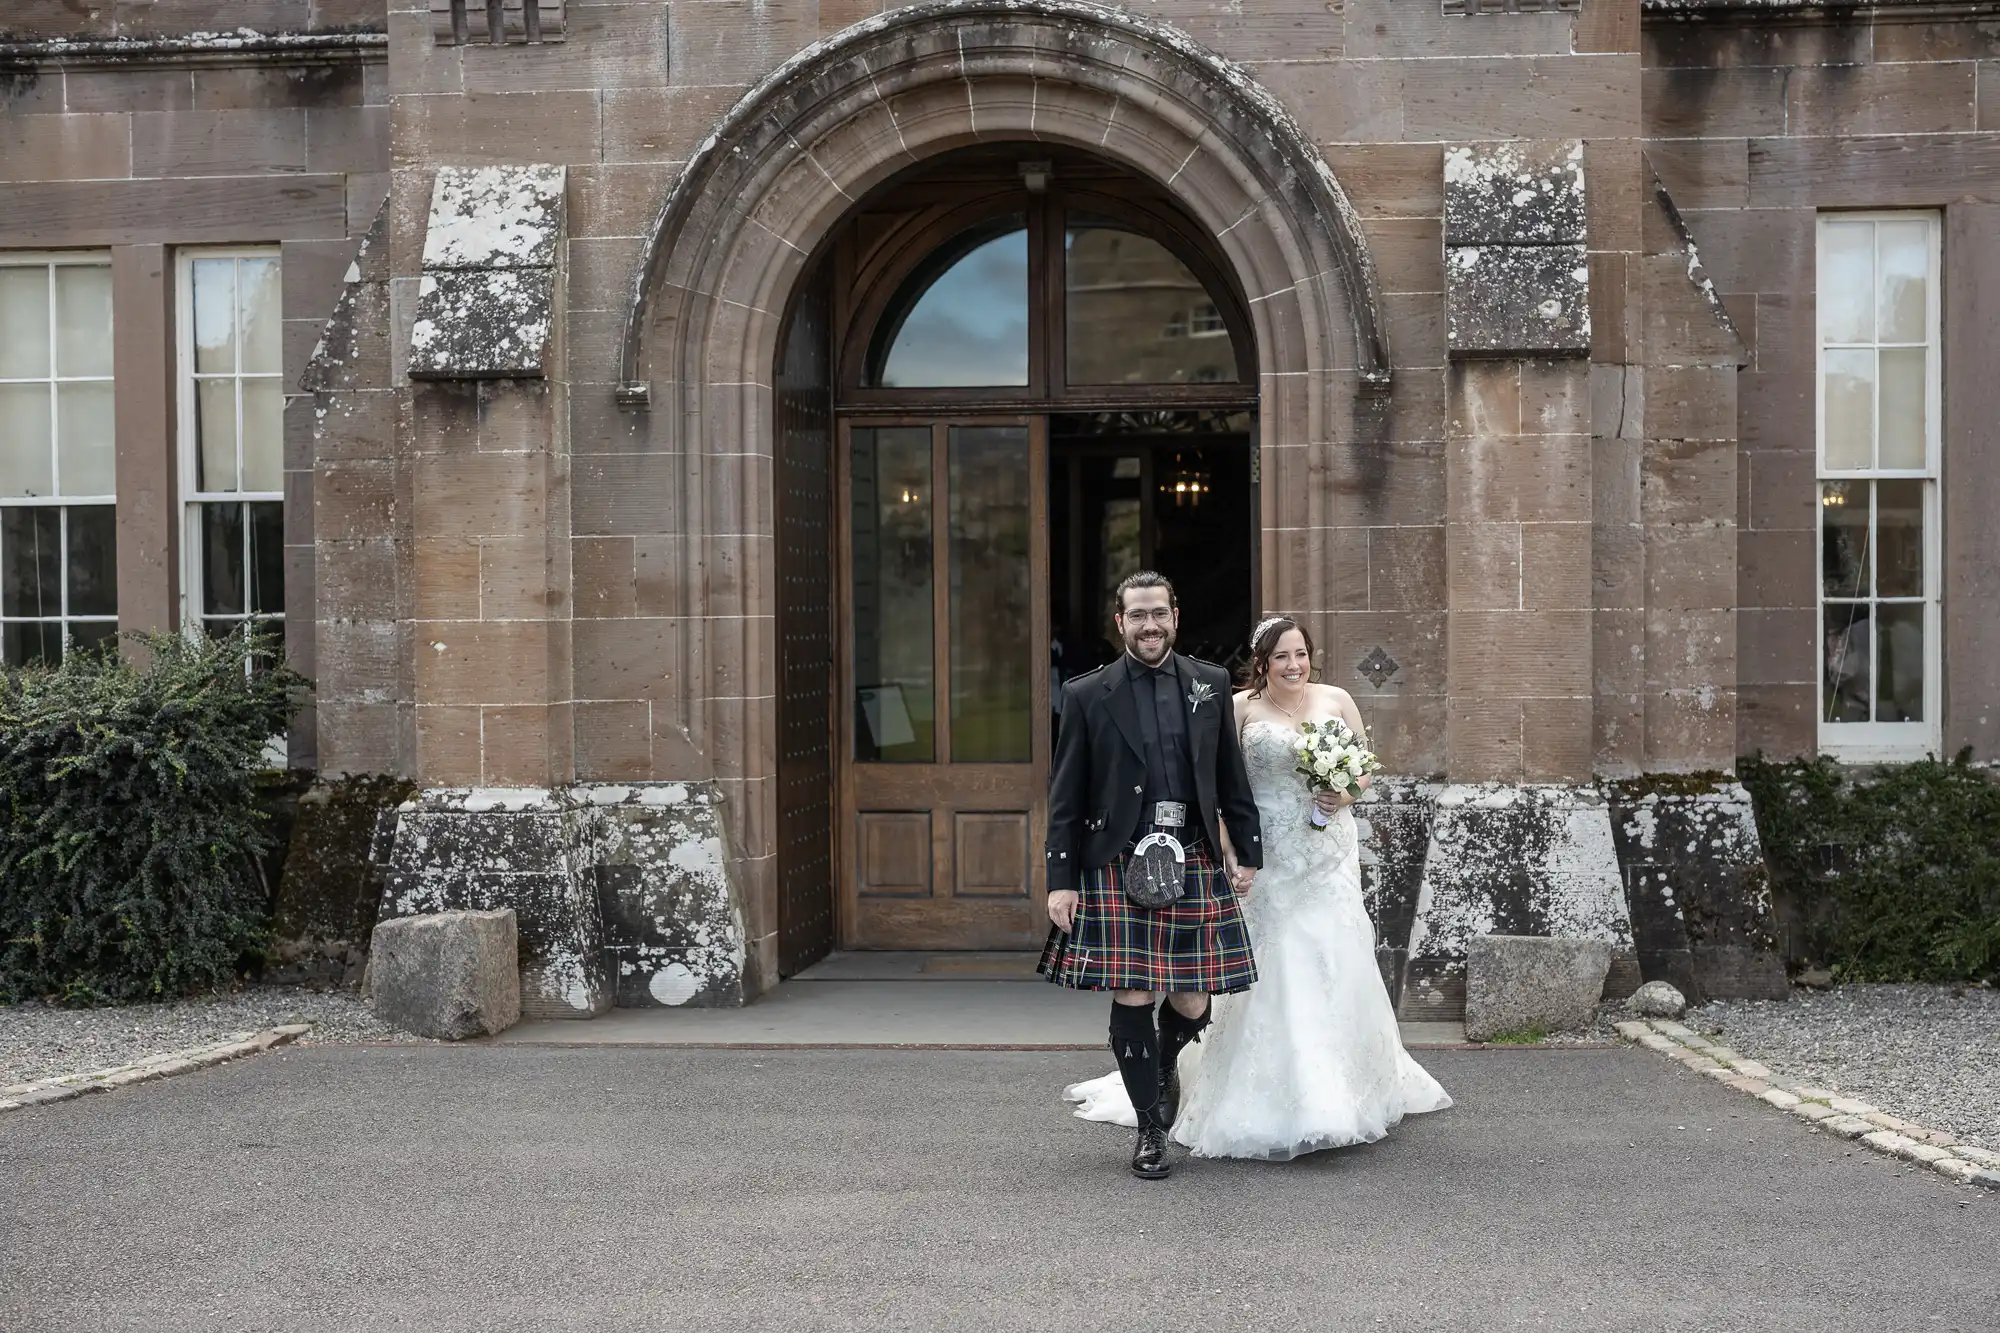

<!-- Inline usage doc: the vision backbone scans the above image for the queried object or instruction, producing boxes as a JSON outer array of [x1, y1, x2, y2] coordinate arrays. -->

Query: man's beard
[[1124, 626, 1174, 665]]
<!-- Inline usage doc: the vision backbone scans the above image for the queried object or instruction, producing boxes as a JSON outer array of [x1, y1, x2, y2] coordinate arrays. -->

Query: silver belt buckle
[[1151, 800, 1187, 828]]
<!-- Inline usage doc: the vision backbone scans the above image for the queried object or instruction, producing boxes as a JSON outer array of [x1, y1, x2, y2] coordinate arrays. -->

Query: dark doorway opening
[[1050, 409, 1257, 694]]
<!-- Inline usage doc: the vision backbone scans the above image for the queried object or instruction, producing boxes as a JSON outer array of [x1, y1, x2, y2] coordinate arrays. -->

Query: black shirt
[[1125, 653, 1197, 833]]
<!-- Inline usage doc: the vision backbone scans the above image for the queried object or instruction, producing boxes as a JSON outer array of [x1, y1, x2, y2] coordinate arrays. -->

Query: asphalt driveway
[[0, 1044, 1991, 1332]]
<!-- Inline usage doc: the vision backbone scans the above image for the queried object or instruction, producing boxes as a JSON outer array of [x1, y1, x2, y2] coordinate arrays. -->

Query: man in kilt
[[1039, 570, 1263, 1179]]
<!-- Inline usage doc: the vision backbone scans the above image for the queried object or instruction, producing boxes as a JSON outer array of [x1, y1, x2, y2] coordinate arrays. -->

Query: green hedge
[[1741, 753, 2000, 985], [0, 631, 303, 1005]]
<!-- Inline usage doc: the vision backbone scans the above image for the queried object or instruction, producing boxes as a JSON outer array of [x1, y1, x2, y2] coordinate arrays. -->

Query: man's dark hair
[[1114, 570, 1177, 615]]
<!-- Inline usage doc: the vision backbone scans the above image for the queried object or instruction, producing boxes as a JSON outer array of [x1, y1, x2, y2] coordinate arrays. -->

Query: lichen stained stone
[[1444, 140, 1590, 358], [1443, 142, 1586, 247], [408, 269, 558, 379], [407, 164, 565, 381], [1446, 243, 1592, 355]]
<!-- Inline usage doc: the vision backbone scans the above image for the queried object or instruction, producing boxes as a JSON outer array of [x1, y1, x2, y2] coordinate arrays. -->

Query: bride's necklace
[[1267, 685, 1306, 722]]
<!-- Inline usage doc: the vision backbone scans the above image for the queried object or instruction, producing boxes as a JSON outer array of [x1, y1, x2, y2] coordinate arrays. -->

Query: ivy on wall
[[0, 631, 304, 1005], [1741, 753, 2000, 985]]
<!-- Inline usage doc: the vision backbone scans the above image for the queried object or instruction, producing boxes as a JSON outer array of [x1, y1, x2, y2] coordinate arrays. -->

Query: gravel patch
[[0, 986, 426, 1086], [1687, 983, 1999, 1151]]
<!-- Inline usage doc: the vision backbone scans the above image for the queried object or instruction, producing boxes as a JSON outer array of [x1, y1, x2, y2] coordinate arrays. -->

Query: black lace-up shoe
[[1131, 1117, 1172, 1180], [1157, 1064, 1182, 1128]]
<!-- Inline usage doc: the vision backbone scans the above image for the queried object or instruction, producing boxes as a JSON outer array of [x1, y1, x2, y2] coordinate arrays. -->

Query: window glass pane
[[1819, 220, 1874, 344], [201, 501, 246, 615], [850, 427, 934, 762], [1822, 347, 1874, 470], [196, 378, 238, 491], [870, 221, 1028, 388], [1876, 347, 1926, 471], [1876, 479, 1925, 599], [67, 619, 118, 658], [238, 258, 282, 375], [1066, 222, 1239, 386], [1823, 603, 1872, 724], [948, 425, 1031, 763], [241, 377, 284, 492], [1876, 219, 1929, 344], [53, 264, 113, 378], [192, 259, 237, 374], [55, 381, 115, 496], [1820, 481, 1869, 599], [3, 620, 60, 668], [0, 382, 53, 496], [1876, 602, 1925, 723], [0, 266, 50, 379], [250, 615, 286, 672], [66, 505, 117, 617], [1, 506, 60, 618], [248, 501, 284, 615]]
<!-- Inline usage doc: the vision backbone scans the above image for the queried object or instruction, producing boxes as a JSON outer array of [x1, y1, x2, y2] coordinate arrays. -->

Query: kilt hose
[[1038, 839, 1258, 995]]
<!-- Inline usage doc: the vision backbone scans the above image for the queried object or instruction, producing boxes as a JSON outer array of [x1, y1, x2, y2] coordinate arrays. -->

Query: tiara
[[1249, 614, 1293, 650]]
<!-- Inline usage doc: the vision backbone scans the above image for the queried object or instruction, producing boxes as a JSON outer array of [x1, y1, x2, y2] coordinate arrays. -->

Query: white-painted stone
[[648, 963, 701, 1006], [1760, 1089, 1801, 1110]]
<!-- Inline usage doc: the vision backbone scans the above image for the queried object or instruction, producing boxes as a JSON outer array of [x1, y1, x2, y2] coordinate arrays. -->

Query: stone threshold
[[1615, 1018, 2000, 1191], [0, 1025, 309, 1113]]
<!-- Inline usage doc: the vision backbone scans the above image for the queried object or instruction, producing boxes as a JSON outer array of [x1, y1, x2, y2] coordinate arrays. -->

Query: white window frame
[[173, 246, 285, 648], [0, 251, 118, 664], [1814, 211, 1943, 761]]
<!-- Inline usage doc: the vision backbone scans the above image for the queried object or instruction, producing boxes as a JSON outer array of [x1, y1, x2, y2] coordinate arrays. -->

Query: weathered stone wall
[[1642, 6, 2000, 760], [378, 782, 748, 1014], [0, 7, 390, 770]]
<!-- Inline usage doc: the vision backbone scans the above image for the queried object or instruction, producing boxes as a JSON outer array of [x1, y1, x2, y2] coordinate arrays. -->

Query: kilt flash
[[1038, 841, 1258, 994]]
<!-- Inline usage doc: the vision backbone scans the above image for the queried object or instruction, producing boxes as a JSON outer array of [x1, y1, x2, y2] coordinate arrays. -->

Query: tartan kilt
[[1038, 840, 1257, 995]]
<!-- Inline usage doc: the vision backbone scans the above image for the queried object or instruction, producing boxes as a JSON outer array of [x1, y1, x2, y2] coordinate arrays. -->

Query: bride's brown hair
[[1241, 615, 1316, 698]]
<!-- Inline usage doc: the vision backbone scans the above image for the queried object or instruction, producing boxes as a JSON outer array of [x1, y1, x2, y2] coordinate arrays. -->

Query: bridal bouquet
[[1294, 719, 1381, 830]]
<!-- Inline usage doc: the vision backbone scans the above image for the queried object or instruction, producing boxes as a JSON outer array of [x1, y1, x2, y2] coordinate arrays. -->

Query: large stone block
[[1464, 934, 1611, 1041], [369, 909, 521, 1040]]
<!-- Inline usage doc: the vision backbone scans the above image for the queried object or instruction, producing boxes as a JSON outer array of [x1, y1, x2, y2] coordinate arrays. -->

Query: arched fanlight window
[[1064, 216, 1241, 386], [866, 216, 1029, 388]]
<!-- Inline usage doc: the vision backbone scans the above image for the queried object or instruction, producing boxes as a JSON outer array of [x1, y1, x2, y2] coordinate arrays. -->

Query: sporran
[[1124, 831, 1188, 908]]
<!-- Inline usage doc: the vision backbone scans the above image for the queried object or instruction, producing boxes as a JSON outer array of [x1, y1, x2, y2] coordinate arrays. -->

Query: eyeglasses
[[1120, 607, 1175, 624]]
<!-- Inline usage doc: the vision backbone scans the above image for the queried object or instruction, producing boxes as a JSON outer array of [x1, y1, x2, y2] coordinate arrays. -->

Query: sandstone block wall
[[1, 6, 390, 770], [1642, 9, 2000, 759]]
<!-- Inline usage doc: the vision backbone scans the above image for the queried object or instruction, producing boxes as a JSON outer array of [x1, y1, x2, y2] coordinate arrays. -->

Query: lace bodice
[[1240, 720, 1355, 890]]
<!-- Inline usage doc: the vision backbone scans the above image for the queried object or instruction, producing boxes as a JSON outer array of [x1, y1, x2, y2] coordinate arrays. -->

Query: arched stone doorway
[[618, 0, 1389, 988]]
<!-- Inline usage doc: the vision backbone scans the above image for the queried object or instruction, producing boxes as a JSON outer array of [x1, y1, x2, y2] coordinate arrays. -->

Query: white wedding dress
[[1064, 720, 1452, 1160]]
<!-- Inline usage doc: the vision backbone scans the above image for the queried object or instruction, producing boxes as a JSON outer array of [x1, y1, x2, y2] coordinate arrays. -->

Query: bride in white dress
[[1064, 616, 1452, 1161]]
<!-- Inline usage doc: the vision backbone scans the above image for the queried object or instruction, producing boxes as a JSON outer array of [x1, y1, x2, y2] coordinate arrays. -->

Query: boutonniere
[[1187, 680, 1216, 715]]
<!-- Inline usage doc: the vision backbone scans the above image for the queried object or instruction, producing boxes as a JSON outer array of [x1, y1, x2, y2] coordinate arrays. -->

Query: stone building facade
[[3, 0, 1995, 1016]]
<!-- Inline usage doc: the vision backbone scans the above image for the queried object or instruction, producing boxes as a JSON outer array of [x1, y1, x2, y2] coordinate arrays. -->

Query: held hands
[[1224, 858, 1256, 896], [1048, 889, 1080, 932]]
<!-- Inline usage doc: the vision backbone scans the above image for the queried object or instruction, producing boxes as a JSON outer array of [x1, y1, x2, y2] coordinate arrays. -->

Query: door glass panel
[[868, 218, 1028, 388], [850, 426, 934, 761], [1066, 218, 1239, 386], [948, 425, 1031, 763]]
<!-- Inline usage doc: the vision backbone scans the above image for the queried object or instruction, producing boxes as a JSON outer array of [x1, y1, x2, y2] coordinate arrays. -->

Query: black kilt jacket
[[1044, 652, 1264, 894]]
